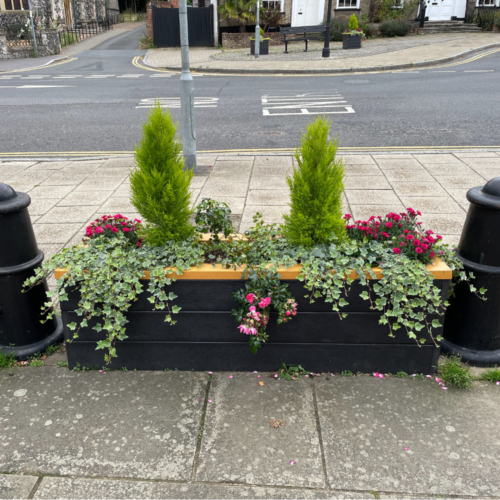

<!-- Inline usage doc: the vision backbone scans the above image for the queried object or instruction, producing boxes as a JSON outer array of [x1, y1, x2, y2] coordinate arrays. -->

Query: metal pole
[[27, 0, 38, 55], [179, 0, 197, 172], [322, 0, 333, 58], [254, 0, 260, 59]]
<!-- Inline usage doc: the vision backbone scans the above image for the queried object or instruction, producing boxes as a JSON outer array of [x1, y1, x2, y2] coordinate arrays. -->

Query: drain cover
[[343, 79, 371, 84]]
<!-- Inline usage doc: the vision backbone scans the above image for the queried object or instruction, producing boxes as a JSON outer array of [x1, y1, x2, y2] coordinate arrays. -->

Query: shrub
[[283, 117, 345, 246], [331, 16, 349, 41], [376, 0, 419, 21], [481, 365, 500, 383], [195, 198, 235, 243], [348, 13, 358, 30], [440, 356, 474, 389], [130, 103, 195, 246], [379, 19, 413, 37], [494, 12, 500, 28], [0, 351, 16, 370], [359, 14, 377, 37]]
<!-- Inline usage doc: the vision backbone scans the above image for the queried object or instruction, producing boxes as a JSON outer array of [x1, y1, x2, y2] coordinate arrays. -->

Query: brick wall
[[146, 0, 177, 40], [222, 31, 283, 48]]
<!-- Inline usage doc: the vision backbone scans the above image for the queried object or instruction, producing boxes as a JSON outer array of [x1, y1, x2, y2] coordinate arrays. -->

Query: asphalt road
[[1, 25, 500, 155]]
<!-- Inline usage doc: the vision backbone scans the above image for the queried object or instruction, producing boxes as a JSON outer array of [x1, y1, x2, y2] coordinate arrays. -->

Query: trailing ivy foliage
[[130, 103, 195, 245], [283, 117, 346, 247]]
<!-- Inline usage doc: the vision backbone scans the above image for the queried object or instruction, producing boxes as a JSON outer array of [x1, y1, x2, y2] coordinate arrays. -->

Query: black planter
[[251, 39, 269, 55], [442, 177, 500, 365], [342, 34, 362, 49], [61, 276, 449, 373], [0, 183, 63, 359]]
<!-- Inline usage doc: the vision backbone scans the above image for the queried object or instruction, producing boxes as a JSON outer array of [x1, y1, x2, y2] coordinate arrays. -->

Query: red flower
[[123, 227, 131, 233], [382, 232, 390, 238], [111, 227, 119, 234], [415, 247, 423, 254], [430, 251, 435, 258], [393, 247, 401, 254]]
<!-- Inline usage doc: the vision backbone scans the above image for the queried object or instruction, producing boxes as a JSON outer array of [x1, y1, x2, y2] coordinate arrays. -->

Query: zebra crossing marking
[[136, 97, 219, 109]]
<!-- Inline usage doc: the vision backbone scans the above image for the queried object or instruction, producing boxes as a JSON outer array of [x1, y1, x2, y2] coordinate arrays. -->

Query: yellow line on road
[[426, 48, 500, 69], [1, 57, 78, 74]]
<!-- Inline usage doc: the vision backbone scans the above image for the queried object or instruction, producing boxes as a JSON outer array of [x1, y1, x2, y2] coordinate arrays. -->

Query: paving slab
[[0, 474, 38, 499], [33, 477, 371, 499], [315, 377, 500, 497], [197, 373, 325, 488], [0, 368, 206, 481]]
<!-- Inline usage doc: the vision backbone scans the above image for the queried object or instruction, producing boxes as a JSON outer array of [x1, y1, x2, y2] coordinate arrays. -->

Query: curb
[[159, 42, 500, 75], [0, 55, 69, 74]]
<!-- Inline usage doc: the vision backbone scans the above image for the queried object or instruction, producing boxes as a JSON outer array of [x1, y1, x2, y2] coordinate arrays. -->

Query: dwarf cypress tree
[[130, 104, 195, 246], [283, 117, 345, 246]]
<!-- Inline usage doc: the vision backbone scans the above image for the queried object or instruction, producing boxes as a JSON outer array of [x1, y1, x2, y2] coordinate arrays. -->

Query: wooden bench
[[281, 25, 326, 53]]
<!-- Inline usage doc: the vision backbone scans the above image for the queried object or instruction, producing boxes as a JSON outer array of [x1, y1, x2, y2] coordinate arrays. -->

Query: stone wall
[[222, 31, 282, 48], [146, 0, 176, 40], [0, 27, 60, 59]]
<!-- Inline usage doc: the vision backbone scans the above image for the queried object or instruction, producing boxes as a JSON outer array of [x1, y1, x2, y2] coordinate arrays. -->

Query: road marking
[[391, 71, 419, 73], [464, 70, 494, 73], [84, 75, 115, 79], [149, 74, 173, 77], [262, 92, 355, 116], [435, 48, 500, 68], [53, 75, 81, 79], [16, 85, 74, 88], [432, 71, 456, 73], [117, 74, 144, 78], [136, 97, 219, 108]]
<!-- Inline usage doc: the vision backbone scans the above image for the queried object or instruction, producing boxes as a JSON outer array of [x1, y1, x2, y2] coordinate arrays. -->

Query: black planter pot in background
[[342, 34, 362, 49], [251, 39, 269, 55]]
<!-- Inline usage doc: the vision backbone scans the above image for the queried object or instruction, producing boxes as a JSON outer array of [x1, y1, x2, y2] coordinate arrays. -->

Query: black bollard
[[0, 183, 63, 359], [442, 177, 500, 365]]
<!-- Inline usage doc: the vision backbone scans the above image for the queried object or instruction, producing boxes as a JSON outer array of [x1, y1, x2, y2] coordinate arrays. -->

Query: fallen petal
[[253, 371, 258, 374], [305, 375, 309, 378], [411, 374, 416, 377], [228, 375, 233, 379], [198, 398, 202, 401], [374, 372, 379, 378], [426, 375, 432, 379], [441, 387, 447, 390], [379, 374, 385, 379], [274, 374, 278, 378], [208, 371, 213, 375], [404, 447, 409, 451], [435, 378, 441, 383], [208, 399, 212, 402], [496, 381, 500, 386], [257, 375, 260, 378], [290, 460, 296, 465]]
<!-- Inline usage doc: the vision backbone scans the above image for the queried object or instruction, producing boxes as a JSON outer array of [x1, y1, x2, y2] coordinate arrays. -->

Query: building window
[[1, 0, 29, 10], [393, 0, 404, 8], [476, 0, 498, 5], [337, 0, 359, 8], [263, 0, 284, 11]]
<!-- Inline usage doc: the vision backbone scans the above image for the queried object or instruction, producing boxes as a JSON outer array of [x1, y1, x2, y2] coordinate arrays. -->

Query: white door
[[426, 0, 454, 20], [292, 0, 320, 26]]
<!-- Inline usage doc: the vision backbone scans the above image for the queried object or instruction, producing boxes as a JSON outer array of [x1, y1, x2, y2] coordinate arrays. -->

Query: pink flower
[[385, 222, 393, 228], [249, 306, 256, 313], [259, 297, 271, 309], [113, 214, 122, 219], [134, 218, 142, 223], [415, 247, 423, 254], [246, 293, 256, 304], [382, 232, 390, 238], [105, 224, 112, 229], [436, 235, 443, 240], [374, 372, 379, 378], [123, 227, 131, 233], [430, 251, 435, 258], [111, 227, 119, 234], [393, 248, 401, 254], [94, 226, 104, 234], [421, 243, 428, 250], [413, 239, 421, 246], [343, 214, 351, 220], [286, 311, 291, 316], [406, 234, 414, 240]]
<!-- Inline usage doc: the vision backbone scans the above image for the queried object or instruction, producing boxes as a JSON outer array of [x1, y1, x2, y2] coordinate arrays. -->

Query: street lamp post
[[254, 0, 260, 59], [27, 0, 38, 56], [322, 0, 333, 58], [179, 0, 197, 172]]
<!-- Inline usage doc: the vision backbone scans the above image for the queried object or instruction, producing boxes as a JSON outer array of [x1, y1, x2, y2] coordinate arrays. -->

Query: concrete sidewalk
[[145, 32, 500, 73], [1, 367, 499, 499]]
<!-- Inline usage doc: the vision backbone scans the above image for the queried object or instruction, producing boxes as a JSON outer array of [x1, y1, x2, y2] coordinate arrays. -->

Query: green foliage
[[379, 18, 413, 36], [348, 14, 358, 30], [341, 370, 354, 376], [0, 351, 16, 370], [131, 103, 195, 246], [56, 361, 69, 368], [396, 371, 409, 378], [440, 356, 474, 389], [283, 117, 346, 246], [195, 198, 235, 243], [260, 5, 285, 32], [494, 12, 500, 29], [481, 366, 500, 383], [376, 0, 419, 21], [359, 14, 377, 37], [331, 16, 349, 41], [276, 363, 311, 380], [218, 0, 257, 32]]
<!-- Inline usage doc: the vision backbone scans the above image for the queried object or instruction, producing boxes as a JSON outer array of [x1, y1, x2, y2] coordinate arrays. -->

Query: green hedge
[[379, 19, 413, 37]]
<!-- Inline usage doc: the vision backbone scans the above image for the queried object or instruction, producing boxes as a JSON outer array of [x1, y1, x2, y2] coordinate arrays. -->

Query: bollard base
[[441, 337, 500, 366], [0, 316, 64, 361]]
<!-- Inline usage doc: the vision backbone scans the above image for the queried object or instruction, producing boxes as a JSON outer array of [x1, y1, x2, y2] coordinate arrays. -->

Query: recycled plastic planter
[[342, 34, 362, 49], [56, 259, 452, 373], [251, 39, 269, 55]]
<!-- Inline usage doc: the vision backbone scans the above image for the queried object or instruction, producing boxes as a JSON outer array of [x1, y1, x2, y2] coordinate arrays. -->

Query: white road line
[[391, 71, 419, 73], [53, 76, 79, 79], [20, 76, 46, 79], [464, 70, 494, 73], [262, 92, 355, 116], [117, 74, 144, 78], [16, 85, 74, 88], [432, 71, 456, 73], [85, 75, 115, 78], [136, 97, 219, 108], [150, 74, 173, 77], [263, 106, 355, 116]]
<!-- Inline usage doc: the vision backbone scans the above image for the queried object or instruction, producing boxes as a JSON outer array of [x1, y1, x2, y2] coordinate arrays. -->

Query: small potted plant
[[342, 14, 363, 50], [250, 27, 270, 55]]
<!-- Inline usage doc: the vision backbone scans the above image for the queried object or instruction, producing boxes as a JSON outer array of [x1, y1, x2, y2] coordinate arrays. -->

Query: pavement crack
[[216, 80, 230, 96], [312, 379, 330, 490], [191, 375, 212, 481], [27, 475, 43, 499]]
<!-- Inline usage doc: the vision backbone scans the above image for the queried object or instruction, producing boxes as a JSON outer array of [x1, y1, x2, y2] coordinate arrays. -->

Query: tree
[[218, 0, 258, 33]]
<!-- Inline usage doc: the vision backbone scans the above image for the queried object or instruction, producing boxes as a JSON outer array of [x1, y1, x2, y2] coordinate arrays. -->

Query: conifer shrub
[[283, 117, 345, 246], [348, 14, 358, 30], [130, 103, 195, 246]]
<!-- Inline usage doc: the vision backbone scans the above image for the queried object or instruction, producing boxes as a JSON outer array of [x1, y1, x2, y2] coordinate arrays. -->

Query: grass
[[0, 351, 16, 370], [440, 356, 474, 389], [481, 365, 500, 383]]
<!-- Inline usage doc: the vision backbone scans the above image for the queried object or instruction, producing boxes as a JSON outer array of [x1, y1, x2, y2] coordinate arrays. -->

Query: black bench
[[281, 25, 326, 54]]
